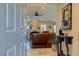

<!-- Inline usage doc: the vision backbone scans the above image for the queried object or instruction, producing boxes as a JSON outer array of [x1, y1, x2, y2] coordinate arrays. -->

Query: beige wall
[[56, 3, 79, 55]]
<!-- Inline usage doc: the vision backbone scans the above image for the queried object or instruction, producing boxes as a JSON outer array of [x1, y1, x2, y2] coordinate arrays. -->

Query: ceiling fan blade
[[26, 11, 43, 17]]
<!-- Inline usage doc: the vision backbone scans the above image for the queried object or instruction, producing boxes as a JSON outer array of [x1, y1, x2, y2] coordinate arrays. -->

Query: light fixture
[[41, 7, 45, 10], [33, 8, 34, 10]]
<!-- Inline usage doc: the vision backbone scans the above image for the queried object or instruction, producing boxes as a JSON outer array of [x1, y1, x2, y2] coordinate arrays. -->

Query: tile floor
[[26, 45, 57, 56]]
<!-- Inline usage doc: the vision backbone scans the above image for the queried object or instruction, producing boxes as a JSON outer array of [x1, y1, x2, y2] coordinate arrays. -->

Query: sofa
[[30, 31, 56, 48]]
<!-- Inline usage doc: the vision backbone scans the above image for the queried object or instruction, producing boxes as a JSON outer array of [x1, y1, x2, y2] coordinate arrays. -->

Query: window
[[54, 24, 56, 33], [40, 24, 46, 32]]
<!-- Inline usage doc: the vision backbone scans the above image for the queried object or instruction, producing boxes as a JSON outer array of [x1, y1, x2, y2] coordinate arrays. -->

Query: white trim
[[14, 45, 16, 56], [20, 42, 22, 56], [20, 42, 26, 56], [20, 5, 22, 30], [19, 5, 25, 32], [6, 3, 16, 32], [24, 17, 26, 32], [6, 45, 16, 56], [6, 30, 15, 32], [24, 42, 27, 56], [23, 42, 25, 56], [24, 13, 26, 30], [14, 3, 16, 32], [6, 3, 8, 28], [19, 7, 23, 32]]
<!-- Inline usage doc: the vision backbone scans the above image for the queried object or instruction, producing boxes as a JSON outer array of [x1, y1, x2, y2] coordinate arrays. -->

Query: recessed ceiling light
[[33, 8, 35, 10], [41, 7, 45, 10]]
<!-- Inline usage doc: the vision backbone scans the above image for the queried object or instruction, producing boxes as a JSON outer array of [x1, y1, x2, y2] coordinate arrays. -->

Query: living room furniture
[[30, 31, 56, 48], [57, 35, 73, 56]]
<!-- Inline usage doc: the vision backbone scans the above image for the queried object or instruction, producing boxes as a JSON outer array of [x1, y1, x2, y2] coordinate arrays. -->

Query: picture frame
[[62, 3, 72, 30]]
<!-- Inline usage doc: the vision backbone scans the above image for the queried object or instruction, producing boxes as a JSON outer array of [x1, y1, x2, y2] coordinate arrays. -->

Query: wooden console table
[[57, 35, 73, 56]]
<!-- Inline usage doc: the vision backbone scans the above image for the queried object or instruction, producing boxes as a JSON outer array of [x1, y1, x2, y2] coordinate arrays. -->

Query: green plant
[[48, 38, 57, 44]]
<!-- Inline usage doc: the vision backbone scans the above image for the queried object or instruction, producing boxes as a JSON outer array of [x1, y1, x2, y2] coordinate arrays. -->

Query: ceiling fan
[[27, 11, 43, 17], [34, 11, 43, 16]]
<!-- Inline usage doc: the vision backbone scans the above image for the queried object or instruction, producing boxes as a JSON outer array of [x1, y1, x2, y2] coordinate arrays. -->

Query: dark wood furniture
[[30, 31, 56, 48], [57, 35, 73, 56]]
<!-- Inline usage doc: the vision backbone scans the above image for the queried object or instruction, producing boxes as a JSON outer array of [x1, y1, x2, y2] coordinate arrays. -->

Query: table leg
[[56, 38, 59, 55], [65, 39, 69, 56], [57, 41, 64, 56]]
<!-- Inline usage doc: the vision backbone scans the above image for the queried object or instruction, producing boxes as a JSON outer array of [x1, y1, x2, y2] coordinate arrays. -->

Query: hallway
[[25, 39, 57, 56], [26, 48, 57, 56], [26, 43, 57, 56]]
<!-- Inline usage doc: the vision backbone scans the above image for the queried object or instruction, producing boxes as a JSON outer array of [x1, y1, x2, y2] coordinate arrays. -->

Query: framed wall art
[[62, 3, 72, 30]]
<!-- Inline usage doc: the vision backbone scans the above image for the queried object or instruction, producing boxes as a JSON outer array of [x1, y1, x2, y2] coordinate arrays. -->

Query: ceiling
[[23, 3, 57, 22]]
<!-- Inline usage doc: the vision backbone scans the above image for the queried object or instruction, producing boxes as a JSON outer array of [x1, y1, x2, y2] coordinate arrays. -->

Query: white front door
[[0, 3, 26, 56]]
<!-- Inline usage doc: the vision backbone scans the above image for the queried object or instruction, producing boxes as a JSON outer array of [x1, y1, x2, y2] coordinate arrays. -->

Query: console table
[[57, 35, 73, 56], [30, 32, 55, 48]]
